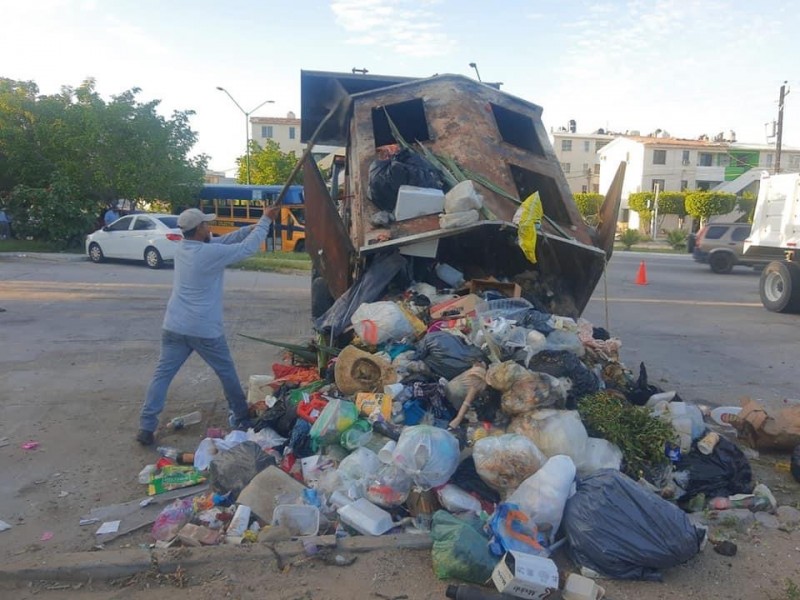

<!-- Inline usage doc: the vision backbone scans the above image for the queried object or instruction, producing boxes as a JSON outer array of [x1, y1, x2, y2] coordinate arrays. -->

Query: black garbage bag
[[564, 470, 705, 581], [368, 148, 447, 211], [525, 350, 600, 409], [314, 252, 408, 338], [209, 441, 275, 499], [626, 362, 664, 406], [416, 331, 486, 380], [450, 456, 501, 504], [676, 436, 754, 501]]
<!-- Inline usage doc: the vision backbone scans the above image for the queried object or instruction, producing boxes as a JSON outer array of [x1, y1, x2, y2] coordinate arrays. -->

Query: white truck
[[743, 172, 800, 312]]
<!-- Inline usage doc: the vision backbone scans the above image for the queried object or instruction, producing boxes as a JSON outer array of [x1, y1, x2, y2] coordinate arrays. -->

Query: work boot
[[136, 429, 155, 446]]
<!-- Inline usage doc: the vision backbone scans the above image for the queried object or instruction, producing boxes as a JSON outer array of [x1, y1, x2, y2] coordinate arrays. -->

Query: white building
[[598, 135, 800, 231], [250, 111, 339, 161], [551, 130, 617, 194]]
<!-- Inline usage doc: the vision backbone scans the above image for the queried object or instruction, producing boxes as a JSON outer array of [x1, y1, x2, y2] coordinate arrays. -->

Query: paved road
[[584, 251, 797, 405]]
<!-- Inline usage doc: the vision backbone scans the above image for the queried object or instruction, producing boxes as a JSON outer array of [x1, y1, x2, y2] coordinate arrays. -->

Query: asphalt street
[[584, 250, 797, 405]]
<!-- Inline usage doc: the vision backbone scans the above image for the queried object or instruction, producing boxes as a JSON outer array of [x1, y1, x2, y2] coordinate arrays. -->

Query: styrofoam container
[[271, 504, 320, 536], [393, 186, 445, 221], [337, 498, 393, 536]]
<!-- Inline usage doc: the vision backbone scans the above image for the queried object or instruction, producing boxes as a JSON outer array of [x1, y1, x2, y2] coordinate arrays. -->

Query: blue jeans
[[139, 329, 249, 432]]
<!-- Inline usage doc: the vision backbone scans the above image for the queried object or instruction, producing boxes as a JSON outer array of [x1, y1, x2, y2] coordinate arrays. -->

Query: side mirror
[[102, 226, 110, 232]]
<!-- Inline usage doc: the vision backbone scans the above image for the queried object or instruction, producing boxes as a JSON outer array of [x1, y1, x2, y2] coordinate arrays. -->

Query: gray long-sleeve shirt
[[162, 217, 270, 338]]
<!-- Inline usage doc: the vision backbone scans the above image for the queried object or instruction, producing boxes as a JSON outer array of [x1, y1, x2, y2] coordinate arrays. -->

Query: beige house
[[250, 111, 339, 161], [551, 130, 617, 194]]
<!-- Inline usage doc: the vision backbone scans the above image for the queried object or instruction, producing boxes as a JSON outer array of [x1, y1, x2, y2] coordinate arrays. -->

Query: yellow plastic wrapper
[[517, 191, 543, 264]]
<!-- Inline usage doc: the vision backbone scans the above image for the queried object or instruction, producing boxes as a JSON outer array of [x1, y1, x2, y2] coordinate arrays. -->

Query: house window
[[791, 156, 800, 169], [652, 179, 665, 191], [561, 139, 572, 152], [262, 125, 273, 138], [681, 180, 688, 190], [596, 140, 609, 152], [592, 183, 600, 193], [561, 162, 571, 173], [289, 126, 296, 140], [583, 140, 590, 152], [581, 185, 588, 193], [698, 152, 713, 166], [593, 163, 600, 175], [653, 149, 666, 165], [682, 150, 690, 165], [766, 154, 774, 167], [582, 163, 589, 174]]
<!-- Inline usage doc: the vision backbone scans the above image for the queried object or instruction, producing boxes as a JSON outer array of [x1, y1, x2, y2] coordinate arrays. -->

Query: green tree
[[0, 77, 206, 241], [238, 139, 301, 185], [627, 191, 653, 233], [573, 192, 604, 225], [685, 191, 737, 226]]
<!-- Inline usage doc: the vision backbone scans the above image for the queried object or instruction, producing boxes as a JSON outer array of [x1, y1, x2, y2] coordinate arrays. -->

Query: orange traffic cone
[[635, 260, 648, 286]]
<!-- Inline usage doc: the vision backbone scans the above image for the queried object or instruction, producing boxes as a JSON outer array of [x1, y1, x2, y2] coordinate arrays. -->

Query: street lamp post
[[216, 86, 274, 184], [468, 62, 482, 82]]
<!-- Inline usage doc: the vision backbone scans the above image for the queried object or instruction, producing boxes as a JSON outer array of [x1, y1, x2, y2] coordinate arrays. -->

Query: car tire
[[759, 261, 800, 313], [709, 252, 735, 274], [88, 242, 104, 263], [311, 276, 334, 319], [144, 247, 163, 269]]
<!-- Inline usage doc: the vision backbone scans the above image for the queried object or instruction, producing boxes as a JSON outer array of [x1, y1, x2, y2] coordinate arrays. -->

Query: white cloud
[[330, 0, 456, 58]]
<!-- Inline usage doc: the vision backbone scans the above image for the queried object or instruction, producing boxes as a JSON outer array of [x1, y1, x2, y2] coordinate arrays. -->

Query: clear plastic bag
[[310, 398, 359, 446], [366, 463, 413, 507], [486, 361, 567, 415], [507, 455, 576, 544], [351, 301, 416, 345], [391, 425, 460, 489], [544, 330, 585, 356], [509, 409, 588, 463], [576, 438, 623, 477], [473, 434, 547, 497], [151, 498, 193, 542]]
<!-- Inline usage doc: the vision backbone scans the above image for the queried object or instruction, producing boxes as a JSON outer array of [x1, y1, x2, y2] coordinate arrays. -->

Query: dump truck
[[743, 171, 800, 312], [297, 70, 626, 330]]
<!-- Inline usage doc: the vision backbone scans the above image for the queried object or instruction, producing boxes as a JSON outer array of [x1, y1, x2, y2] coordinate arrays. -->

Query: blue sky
[[4, 0, 799, 173]]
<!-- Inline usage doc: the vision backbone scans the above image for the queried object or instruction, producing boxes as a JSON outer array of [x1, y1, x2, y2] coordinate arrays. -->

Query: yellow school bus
[[197, 184, 306, 252]]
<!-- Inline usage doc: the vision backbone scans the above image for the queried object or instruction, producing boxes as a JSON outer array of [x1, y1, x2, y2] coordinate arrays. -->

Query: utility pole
[[586, 167, 592, 194], [775, 81, 788, 174]]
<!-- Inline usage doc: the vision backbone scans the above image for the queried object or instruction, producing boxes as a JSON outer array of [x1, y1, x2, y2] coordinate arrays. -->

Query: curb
[[0, 533, 432, 583]]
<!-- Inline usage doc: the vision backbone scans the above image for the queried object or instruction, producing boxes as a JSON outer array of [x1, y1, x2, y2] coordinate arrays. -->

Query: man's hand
[[264, 205, 280, 221]]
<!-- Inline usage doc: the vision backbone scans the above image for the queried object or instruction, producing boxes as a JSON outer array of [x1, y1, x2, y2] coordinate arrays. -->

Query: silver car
[[85, 213, 182, 269]]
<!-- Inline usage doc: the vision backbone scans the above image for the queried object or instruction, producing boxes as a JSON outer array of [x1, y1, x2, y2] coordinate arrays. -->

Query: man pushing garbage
[[136, 205, 278, 445]]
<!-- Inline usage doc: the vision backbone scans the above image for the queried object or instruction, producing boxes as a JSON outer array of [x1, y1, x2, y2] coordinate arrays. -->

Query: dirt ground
[[2, 255, 800, 600]]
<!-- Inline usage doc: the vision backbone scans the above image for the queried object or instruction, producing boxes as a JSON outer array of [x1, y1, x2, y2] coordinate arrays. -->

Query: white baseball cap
[[177, 208, 216, 231]]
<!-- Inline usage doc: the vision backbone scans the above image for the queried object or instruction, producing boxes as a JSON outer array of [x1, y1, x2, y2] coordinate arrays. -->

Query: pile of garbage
[[113, 261, 800, 599]]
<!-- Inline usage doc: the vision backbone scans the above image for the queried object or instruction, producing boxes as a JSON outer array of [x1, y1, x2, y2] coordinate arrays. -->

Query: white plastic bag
[[507, 455, 576, 544], [391, 425, 460, 489], [366, 464, 413, 508], [473, 434, 547, 497], [509, 409, 588, 463], [247, 427, 287, 450], [193, 438, 218, 471], [576, 438, 623, 477], [439, 209, 480, 229], [544, 330, 585, 356], [444, 180, 484, 214], [351, 301, 416, 345], [337, 447, 382, 500], [437, 484, 482, 514]]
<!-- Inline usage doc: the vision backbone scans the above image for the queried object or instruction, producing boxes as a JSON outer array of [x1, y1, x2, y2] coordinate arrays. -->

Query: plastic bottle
[[709, 495, 772, 512], [157, 446, 180, 459], [168, 411, 202, 431], [445, 584, 518, 600]]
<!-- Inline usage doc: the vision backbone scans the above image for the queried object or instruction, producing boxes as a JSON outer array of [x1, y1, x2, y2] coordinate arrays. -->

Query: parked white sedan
[[85, 213, 183, 269]]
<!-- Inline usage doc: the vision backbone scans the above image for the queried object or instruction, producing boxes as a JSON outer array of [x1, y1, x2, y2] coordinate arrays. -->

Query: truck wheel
[[759, 261, 800, 313], [709, 252, 735, 274], [311, 276, 333, 319]]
